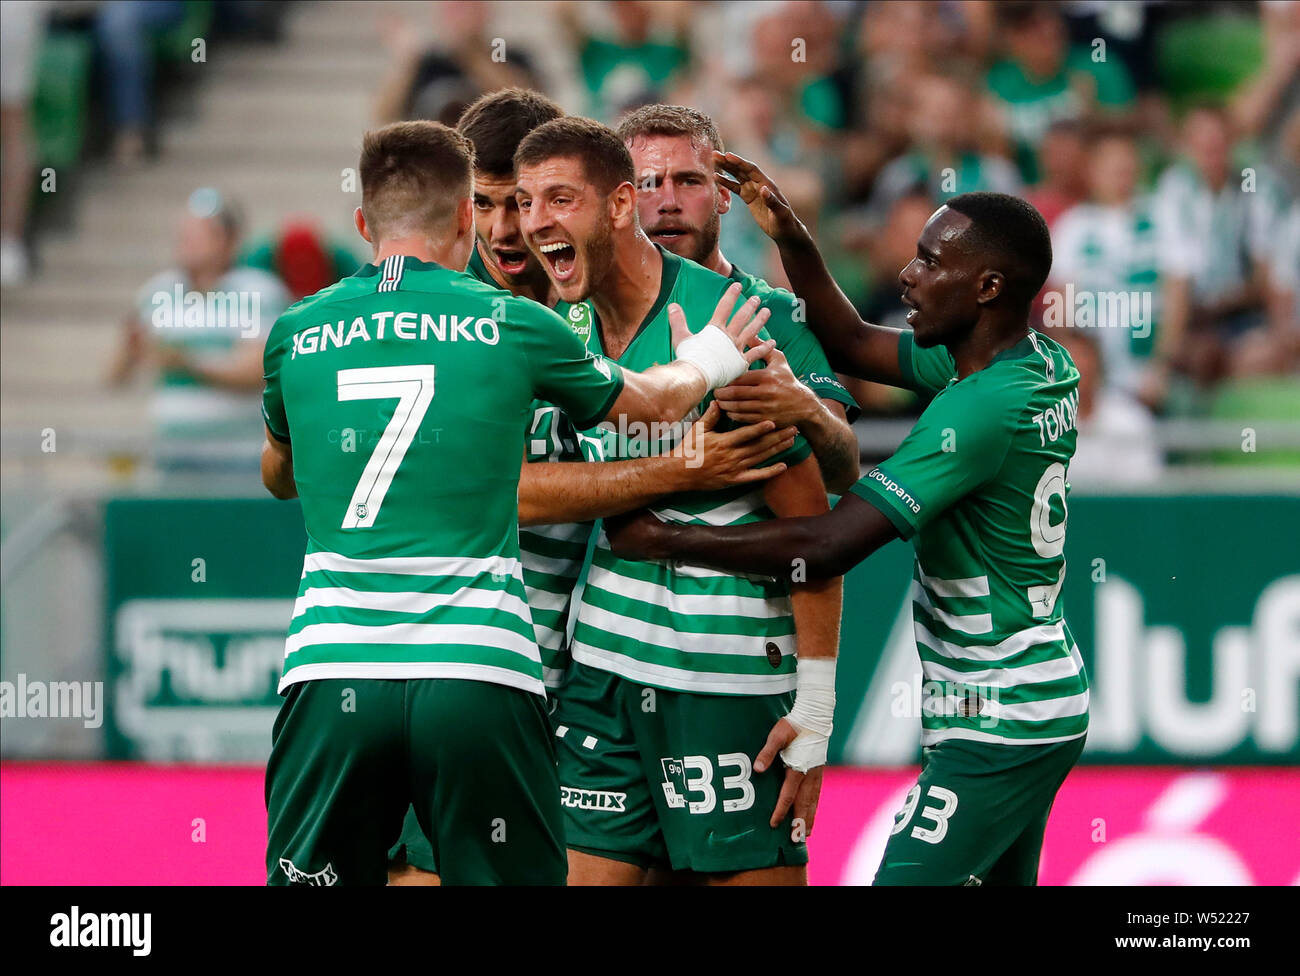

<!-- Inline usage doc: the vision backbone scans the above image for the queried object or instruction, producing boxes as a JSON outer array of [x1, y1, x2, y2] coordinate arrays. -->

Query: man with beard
[[617, 104, 861, 493], [607, 155, 1089, 886], [514, 117, 843, 885], [260, 120, 775, 885], [386, 90, 798, 884]]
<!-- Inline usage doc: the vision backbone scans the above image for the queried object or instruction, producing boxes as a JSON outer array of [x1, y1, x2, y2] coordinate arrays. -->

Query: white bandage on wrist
[[675, 324, 748, 389], [780, 657, 836, 773]]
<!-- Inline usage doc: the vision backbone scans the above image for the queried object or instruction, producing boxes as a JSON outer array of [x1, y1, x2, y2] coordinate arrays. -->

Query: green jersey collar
[[351, 255, 448, 277]]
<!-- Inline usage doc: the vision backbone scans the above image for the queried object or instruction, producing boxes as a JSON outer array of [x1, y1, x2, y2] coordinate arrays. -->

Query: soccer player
[[260, 120, 775, 885], [617, 104, 861, 492], [385, 90, 796, 884], [607, 157, 1090, 886], [514, 118, 843, 886]]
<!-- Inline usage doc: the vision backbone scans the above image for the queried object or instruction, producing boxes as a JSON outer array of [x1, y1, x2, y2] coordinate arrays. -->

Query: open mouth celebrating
[[538, 240, 578, 281], [492, 247, 530, 276]]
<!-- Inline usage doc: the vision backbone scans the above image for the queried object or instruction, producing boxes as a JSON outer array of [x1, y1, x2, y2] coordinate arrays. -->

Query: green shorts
[[874, 733, 1086, 886], [387, 692, 564, 876], [266, 677, 564, 886], [389, 806, 439, 875], [553, 660, 808, 874]]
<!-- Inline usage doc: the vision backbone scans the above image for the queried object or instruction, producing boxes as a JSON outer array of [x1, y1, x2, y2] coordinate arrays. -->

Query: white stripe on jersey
[[912, 581, 993, 634], [918, 569, 990, 599], [279, 660, 544, 696], [576, 602, 795, 657], [654, 495, 766, 526], [585, 564, 793, 618], [570, 642, 796, 695], [302, 551, 522, 581], [919, 646, 1084, 690], [921, 725, 1089, 747], [284, 620, 540, 659], [952, 688, 1090, 723], [291, 585, 532, 623], [913, 619, 1067, 663]]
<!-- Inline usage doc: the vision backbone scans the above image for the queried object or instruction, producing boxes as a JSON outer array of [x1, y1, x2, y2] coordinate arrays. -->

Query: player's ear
[[456, 196, 474, 238], [610, 181, 637, 229], [977, 269, 1004, 305], [354, 207, 372, 245], [716, 181, 732, 215]]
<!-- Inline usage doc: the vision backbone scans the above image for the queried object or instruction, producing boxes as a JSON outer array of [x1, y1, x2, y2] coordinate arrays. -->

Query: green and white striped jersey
[[1050, 198, 1159, 397], [565, 248, 812, 696], [465, 246, 601, 688], [261, 255, 624, 696], [850, 330, 1089, 746]]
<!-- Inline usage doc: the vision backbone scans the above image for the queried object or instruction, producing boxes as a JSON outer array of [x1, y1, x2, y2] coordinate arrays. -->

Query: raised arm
[[714, 151, 908, 387], [602, 283, 774, 427]]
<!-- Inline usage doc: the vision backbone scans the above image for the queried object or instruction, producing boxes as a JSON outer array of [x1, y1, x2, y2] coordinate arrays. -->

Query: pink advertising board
[[2, 763, 1297, 885]]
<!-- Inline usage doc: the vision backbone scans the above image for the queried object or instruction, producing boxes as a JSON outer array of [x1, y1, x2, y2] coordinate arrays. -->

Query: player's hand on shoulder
[[714, 347, 818, 427], [713, 151, 803, 243]]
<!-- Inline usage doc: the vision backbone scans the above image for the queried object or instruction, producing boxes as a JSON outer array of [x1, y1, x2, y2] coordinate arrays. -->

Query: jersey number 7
[[336, 365, 436, 529]]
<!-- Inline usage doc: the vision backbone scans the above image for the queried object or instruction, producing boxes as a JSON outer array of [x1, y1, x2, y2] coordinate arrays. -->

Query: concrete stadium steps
[[1, 0, 403, 482]]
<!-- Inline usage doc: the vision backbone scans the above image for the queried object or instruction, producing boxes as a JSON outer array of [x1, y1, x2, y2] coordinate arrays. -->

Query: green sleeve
[[513, 300, 625, 430], [898, 330, 958, 396], [261, 317, 292, 443], [848, 376, 1014, 538]]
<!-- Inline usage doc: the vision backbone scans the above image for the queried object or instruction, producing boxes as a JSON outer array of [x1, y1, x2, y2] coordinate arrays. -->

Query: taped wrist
[[675, 324, 748, 389], [780, 657, 836, 773]]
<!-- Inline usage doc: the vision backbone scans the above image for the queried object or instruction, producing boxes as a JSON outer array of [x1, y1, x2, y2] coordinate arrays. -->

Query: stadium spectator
[[1049, 326, 1164, 487], [986, 2, 1136, 182], [239, 218, 362, 300], [1152, 105, 1275, 391], [94, 0, 188, 165], [107, 188, 290, 471], [373, 1, 541, 126], [1025, 118, 1091, 228], [0, 0, 46, 285], [556, 0, 691, 122], [867, 72, 1021, 221], [1049, 130, 1161, 408], [1229, 0, 1300, 163]]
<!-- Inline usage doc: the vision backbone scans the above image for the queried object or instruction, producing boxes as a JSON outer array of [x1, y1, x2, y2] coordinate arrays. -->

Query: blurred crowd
[[363, 0, 1299, 482], [4, 0, 1297, 484]]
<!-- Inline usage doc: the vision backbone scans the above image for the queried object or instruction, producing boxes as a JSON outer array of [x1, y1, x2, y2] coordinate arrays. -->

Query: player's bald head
[[359, 121, 475, 240]]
